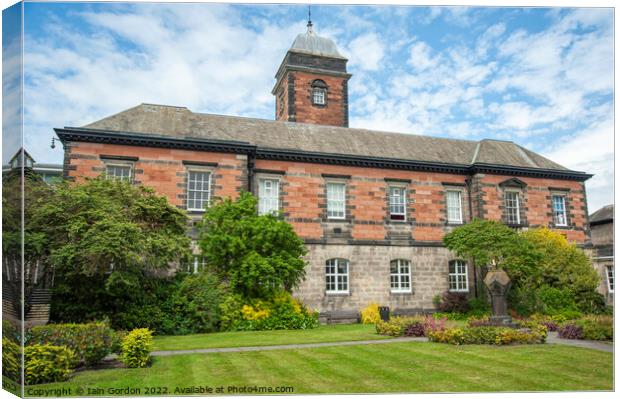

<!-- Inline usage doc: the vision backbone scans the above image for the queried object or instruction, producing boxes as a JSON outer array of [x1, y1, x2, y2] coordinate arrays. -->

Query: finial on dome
[[307, 5, 313, 34]]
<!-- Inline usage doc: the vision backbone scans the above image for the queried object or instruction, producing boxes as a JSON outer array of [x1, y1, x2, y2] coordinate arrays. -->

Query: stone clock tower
[[272, 22, 351, 127]]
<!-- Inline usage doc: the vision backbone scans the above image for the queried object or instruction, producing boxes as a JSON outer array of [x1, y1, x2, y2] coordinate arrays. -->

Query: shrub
[[119, 328, 153, 368], [432, 312, 468, 321], [429, 325, 546, 345], [219, 293, 245, 331], [2, 320, 20, 344], [437, 291, 470, 313], [111, 330, 127, 355], [404, 321, 425, 337], [24, 344, 76, 385], [557, 316, 613, 341], [557, 323, 584, 340], [579, 316, 613, 341], [467, 297, 491, 316], [27, 321, 115, 366], [220, 292, 318, 331], [376, 315, 445, 337], [2, 338, 21, 382], [360, 303, 381, 325], [162, 271, 224, 335]]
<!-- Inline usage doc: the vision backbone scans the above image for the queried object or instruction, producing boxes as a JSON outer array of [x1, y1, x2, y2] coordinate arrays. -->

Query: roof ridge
[[189, 109, 479, 145], [513, 143, 539, 168]]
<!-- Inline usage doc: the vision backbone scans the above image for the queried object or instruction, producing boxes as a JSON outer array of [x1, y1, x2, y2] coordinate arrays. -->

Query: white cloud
[[543, 116, 613, 212], [407, 41, 439, 71], [345, 32, 385, 71]]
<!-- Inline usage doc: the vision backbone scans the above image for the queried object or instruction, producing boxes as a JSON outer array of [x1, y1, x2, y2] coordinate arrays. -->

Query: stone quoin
[[55, 21, 593, 321]]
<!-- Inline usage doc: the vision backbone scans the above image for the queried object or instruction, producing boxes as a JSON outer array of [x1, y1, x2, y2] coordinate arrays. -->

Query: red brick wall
[[65, 143, 590, 245], [471, 174, 588, 243], [65, 142, 247, 208], [275, 70, 347, 127]]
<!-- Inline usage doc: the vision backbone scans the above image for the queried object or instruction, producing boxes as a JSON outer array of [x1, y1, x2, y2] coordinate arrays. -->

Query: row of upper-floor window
[[104, 163, 570, 227]]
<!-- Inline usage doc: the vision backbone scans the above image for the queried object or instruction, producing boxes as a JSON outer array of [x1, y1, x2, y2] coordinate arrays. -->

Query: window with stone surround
[[388, 186, 406, 221], [187, 170, 211, 211], [504, 191, 521, 225], [105, 164, 132, 182], [448, 260, 468, 292], [311, 79, 328, 106], [258, 178, 280, 215], [326, 258, 349, 294], [607, 265, 614, 293], [326, 182, 346, 219], [446, 190, 463, 224], [390, 259, 411, 293], [552, 195, 568, 226]]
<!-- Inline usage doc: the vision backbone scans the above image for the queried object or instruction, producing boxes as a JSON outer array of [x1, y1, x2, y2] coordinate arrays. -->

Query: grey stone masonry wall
[[293, 244, 475, 315]]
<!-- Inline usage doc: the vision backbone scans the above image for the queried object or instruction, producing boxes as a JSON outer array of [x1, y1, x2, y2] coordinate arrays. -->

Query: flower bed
[[557, 316, 613, 341], [428, 324, 547, 345], [376, 315, 445, 337]]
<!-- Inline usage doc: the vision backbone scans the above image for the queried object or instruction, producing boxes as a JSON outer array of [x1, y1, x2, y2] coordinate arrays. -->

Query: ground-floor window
[[448, 260, 468, 292], [390, 259, 411, 293], [607, 265, 614, 293], [326, 258, 349, 294]]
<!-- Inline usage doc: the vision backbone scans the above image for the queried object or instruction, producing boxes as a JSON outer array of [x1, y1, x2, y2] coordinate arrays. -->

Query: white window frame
[[552, 195, 568, 227], [606, 265, 614, 293], [446, 190, 463, 224], [449, 260, 469, 292], [192, 256, 206, 274], [504, 191, 521, 225], [187, 170, 212, 211], [390, 259, 412, 293], [388, 186, 407, 221], [326, 182, 346, 219], [312, 88, 326, 105], [258, 178, 280, 215], [105, 163, 132, 182], [325, 258, 349, 294]]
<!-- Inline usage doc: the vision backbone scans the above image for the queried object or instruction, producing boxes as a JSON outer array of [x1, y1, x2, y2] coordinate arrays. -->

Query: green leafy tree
[[29, 177, 191, 326], [198, 192, 307, 298], [512, 228, 603, 313], [32, 177, 191, 278], [443, 219, 535, 270]]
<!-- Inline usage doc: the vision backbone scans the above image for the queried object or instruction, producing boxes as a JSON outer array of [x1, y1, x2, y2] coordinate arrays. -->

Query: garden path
[[150, 332, 613, 356]]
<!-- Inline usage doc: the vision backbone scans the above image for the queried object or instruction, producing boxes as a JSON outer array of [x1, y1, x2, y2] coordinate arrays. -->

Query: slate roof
[[80, 103, 572, 172], [590, 204, 613, 225], [289, 26, 345, 59]]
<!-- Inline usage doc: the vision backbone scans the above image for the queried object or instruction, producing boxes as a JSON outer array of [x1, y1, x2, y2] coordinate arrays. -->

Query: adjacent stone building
[[55, 23, 593, 320], [589, 205, 614, 305]]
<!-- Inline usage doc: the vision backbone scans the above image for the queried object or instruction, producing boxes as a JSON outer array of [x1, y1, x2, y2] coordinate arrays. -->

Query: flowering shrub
[[557, 316, 612, 341], [119, 328, 153, 368], [24, 344, 76, 385], [428, 325, 546, 345], [27, 321, 116, 366], [557, 323, 584, 339], [360, 303, 381, 325], [220, 291, 318, 331], [376, 315, 446, 337]]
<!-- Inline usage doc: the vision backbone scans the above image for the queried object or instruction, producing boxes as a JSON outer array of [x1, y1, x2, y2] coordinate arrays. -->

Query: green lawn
[[153, 323, 388, 351], [29, 342, 612, 395]]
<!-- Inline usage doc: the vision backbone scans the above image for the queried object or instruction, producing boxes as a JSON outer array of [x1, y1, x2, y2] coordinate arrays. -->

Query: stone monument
[[483, 268, 516, 327]]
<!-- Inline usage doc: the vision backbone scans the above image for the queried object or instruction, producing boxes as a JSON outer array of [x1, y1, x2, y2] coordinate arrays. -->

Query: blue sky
[[8, 2, 614, 211]]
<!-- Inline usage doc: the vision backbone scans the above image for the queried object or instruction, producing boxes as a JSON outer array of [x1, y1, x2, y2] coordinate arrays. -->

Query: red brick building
[[56, 24, 592, 320]]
